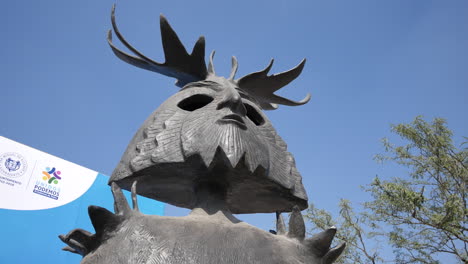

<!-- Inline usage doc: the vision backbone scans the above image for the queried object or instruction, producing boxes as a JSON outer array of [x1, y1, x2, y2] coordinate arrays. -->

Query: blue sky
[[2, 0, 467, 262]]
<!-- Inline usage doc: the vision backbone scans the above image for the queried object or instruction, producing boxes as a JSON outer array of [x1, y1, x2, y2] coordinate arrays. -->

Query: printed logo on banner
[[33, 167, 63, 200], [0, 152, 28, 187], [0, 152, 28, 178]]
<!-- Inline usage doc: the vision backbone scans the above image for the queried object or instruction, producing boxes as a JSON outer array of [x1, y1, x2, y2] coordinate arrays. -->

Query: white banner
[[0, 136, 98, 210]]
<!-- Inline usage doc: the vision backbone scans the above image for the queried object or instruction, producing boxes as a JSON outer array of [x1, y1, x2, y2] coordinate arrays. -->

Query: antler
[[107, 5, 310, 110], [237, 59, 310, 110], [59, 181, 141, 256], [107, 5, 207, 87], [274, 207, 346, 264]]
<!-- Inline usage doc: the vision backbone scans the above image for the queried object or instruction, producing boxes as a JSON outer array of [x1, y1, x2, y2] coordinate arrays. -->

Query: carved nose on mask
[[217, 88, 247, 116]]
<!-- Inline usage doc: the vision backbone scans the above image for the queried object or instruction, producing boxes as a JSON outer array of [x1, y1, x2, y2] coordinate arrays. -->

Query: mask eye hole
[[178, 94, 214, 111], [245, 104, 265, 126]]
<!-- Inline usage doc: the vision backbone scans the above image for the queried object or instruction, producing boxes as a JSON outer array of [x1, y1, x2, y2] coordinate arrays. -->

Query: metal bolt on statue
[[60, 5, 346, 263]]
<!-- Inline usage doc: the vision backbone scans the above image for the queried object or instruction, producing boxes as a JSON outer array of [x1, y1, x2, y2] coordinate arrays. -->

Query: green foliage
[[305, 117, 467, 264], [305, 200, 383, 264]]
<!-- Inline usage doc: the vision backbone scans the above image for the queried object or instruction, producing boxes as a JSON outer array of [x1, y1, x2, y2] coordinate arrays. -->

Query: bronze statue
[[60, 5, 345, 263]]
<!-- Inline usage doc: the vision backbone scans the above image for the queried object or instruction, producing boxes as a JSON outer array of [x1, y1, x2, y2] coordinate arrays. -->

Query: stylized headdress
[[107, 5, 310, 110]]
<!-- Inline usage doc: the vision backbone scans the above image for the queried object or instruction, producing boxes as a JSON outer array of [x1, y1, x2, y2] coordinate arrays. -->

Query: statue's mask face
[[118, 75, 302, 184], [115, 77, 308, 212], [157, 78, 273, 172]]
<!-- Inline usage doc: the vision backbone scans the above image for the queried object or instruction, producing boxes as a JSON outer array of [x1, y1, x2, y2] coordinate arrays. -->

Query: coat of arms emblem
[[5, 158, 21, 172]]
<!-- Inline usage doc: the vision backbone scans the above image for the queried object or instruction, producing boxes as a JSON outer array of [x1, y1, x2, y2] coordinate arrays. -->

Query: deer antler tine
[[263, 59, 274, 74], [111, 182, 131, 215], [111, 5, 161, 65], [159, 14, 189, 63], [323, 242, 346, 264], [228, 56, 238, 80], [305, 226, 337, 257], [235, 59, 273, 85], [88, 205, 119, 235], [288, 205, 306, 240], [236, 59, 273, 84], [267, 58, 306, 93], [237, 58, 309, 110], [107, 29, 168, 75], [191, 36, 206, 67], [253, 59, 274, 77], [131, 181, 139, 211], [276, 212, 286, 235], [108, 6, 207, 87], [208, 50, 216, 76], [269, 93, 311, 106]]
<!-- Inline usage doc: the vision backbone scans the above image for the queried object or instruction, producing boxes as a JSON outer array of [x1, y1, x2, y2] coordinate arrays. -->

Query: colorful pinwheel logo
[[42, 167, 62, 184]]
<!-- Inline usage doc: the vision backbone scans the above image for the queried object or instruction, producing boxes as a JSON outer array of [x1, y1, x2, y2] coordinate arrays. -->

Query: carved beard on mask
[[180, 99, 269, 173], [110, 81, 308, 213]]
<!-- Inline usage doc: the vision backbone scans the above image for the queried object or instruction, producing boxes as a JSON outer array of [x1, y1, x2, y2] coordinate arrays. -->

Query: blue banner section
[[0, 173, 164, 263]]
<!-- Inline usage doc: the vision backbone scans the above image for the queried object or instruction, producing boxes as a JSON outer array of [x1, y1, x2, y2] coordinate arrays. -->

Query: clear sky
[[2, 0, 467, 262]]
